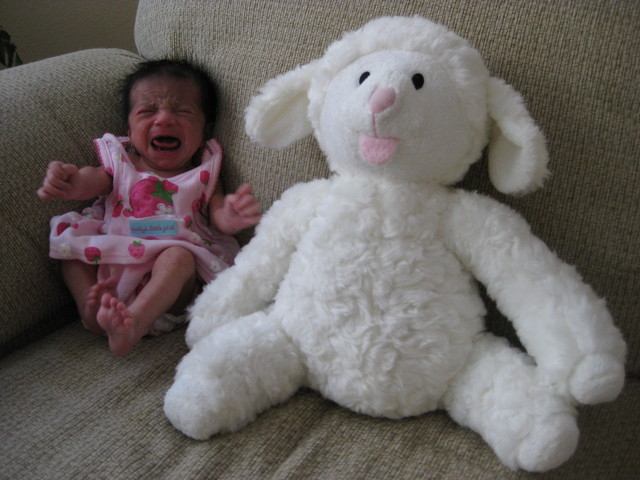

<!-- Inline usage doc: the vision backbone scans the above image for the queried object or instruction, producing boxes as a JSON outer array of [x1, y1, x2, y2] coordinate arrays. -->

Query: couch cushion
[[0, 49, 143, 356], [135, 0, 638, 372], [1, 323, 638, 479]]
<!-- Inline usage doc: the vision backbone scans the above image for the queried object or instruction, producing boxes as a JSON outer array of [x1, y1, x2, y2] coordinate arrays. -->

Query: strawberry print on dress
[[48, 133, 240, 306]]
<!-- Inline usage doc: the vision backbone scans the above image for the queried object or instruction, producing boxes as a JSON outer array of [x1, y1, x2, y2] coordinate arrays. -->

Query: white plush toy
[[164, 16, 626, 472]]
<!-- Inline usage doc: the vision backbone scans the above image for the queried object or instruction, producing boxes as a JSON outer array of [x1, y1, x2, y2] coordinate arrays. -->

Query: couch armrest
[[0, 48, 143, 356]]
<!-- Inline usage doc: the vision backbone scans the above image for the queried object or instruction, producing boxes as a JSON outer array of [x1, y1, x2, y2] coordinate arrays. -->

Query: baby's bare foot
[[81, 278, 117, 334], [96, 293, 137, 357]]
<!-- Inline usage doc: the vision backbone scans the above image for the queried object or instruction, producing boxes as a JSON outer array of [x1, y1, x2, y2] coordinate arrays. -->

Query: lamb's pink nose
[[369, 87, 396, 114]]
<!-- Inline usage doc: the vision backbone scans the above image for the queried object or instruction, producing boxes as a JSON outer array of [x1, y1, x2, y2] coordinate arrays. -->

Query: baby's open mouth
[[152, 136, 181, 151]]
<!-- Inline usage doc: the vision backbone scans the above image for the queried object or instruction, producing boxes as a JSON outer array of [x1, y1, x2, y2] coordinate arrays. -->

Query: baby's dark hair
[[120, 59, 218, 136]]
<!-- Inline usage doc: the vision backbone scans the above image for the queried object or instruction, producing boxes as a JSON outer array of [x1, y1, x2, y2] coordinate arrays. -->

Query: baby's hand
[[37, 162, 80, 200], [219, 184, 261, 234]]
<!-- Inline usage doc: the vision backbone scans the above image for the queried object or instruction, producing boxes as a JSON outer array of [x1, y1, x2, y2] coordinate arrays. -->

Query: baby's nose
[[369, 87, 396, 114], [154, 109, 175, 125]]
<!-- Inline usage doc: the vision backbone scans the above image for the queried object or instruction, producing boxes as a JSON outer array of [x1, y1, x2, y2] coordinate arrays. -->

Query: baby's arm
[[210, 183, 261, 235], [37, 162, 112, 201]]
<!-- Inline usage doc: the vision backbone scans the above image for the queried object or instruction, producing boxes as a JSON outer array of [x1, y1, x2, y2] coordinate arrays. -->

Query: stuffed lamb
[[164, 16, 626, 472]]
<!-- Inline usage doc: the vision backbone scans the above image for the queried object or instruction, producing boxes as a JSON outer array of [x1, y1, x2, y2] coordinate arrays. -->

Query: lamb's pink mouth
[[359, 134, 399, 166]]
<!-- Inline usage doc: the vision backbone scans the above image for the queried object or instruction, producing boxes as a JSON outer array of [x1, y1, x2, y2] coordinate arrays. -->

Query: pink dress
[[49, 133, 240, 330]]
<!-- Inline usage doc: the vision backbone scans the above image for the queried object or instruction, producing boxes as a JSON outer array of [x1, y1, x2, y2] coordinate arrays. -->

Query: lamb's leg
[[443, 333, 578, 472], [164, 311, 304, 440]]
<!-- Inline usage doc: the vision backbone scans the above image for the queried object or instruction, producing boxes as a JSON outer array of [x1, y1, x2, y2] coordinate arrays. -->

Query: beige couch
[[1, 1, 638, 478]]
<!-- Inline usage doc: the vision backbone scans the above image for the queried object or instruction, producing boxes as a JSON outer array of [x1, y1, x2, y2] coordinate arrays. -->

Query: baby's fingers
[[47, 161, 76, 178], [37, 162, 78, 200], [238, 201, 261, 218], [37, 182, 69, 200], [233, 184, 260, 208], [234, 183, 254, 196], [36, 185, 54, 200], [229, 193, 257, 211]]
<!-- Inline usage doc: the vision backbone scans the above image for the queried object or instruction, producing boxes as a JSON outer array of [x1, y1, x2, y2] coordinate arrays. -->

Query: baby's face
[[127, 75, 207, 177]]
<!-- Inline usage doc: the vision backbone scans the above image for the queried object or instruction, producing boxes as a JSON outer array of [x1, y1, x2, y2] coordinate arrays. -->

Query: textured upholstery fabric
[[0, 49, 143, 355], [0, 1, 637, 478], [1, 323, 638, 479]]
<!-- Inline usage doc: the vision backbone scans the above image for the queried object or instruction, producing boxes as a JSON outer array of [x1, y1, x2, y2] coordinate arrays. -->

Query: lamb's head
[[246, 16, 548, 193]]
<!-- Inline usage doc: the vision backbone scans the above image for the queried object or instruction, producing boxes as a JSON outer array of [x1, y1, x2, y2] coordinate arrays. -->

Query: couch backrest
[[134, 0, 639, 375]]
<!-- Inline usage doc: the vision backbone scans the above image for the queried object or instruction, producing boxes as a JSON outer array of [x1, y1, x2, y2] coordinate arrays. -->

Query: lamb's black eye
[[359, 71, 370, 85], [412, 73, 424, 90]]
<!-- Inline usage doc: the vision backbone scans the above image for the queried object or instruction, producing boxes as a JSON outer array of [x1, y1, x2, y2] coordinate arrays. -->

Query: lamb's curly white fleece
[[164, 16, 626, 473]]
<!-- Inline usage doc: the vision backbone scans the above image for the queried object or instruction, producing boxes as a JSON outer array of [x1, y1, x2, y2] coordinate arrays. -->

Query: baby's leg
[[61, 260, 115, 334], [97, 246, 197, 356]]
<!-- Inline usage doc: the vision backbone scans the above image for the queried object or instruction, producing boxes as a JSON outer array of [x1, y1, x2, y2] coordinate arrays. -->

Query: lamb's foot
[[165, 312, 305, 439], [444, 333, 578, 472]]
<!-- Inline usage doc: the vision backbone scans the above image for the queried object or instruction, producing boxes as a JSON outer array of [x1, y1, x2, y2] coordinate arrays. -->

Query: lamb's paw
[[513, 412, 579, 472], [164, 377, 223, 440], [184, 315, 207, 349], [185, 313, 227, 349], [569, 353, 625, 405]]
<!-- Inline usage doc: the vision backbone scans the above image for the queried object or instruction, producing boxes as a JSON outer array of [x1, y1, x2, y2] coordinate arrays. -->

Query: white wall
[[0, 0, 138, 64]]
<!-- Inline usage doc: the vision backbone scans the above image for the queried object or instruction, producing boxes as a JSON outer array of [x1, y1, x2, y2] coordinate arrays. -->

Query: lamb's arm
[[443, 191, 626, 404], [186, 180, 329, 347]]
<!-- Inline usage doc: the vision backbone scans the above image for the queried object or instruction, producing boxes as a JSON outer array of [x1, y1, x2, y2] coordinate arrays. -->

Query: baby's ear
[[245, 61, 319, 149], [487, 77, 550, 195]]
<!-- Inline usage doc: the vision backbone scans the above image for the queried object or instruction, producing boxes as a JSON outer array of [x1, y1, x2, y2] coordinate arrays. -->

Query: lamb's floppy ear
[[487, 77, 550, 195], [245, 61, 319, 149]]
